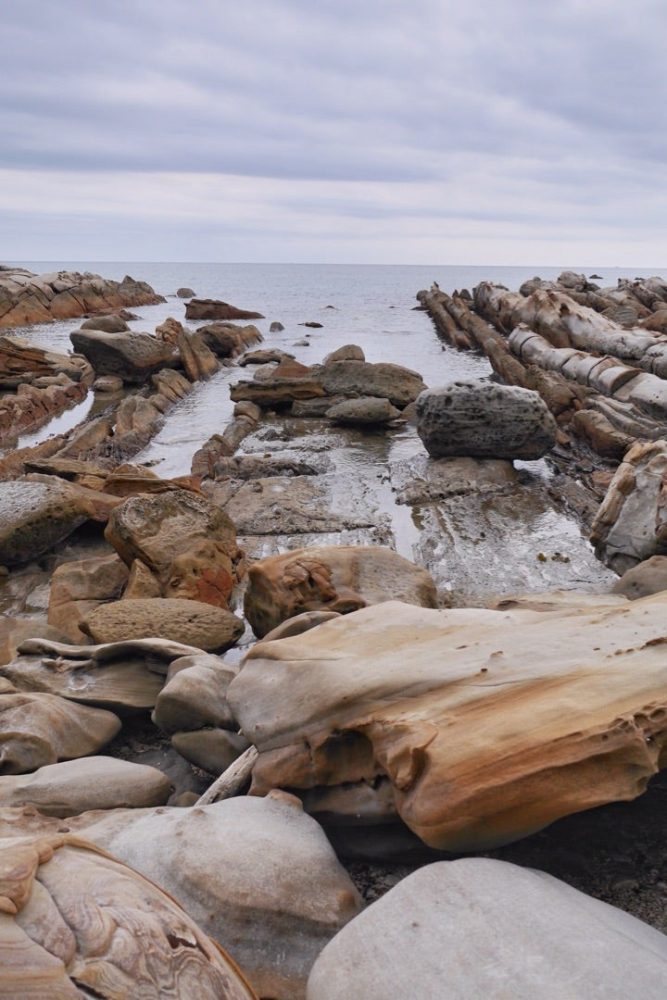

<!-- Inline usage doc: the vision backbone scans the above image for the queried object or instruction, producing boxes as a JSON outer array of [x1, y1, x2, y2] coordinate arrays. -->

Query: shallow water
[[9, 260, 628, 599]]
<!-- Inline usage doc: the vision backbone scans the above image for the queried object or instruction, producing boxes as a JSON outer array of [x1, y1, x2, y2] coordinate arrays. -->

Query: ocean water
[[12, 261, 661, 473], [8, 259, 638, 599]]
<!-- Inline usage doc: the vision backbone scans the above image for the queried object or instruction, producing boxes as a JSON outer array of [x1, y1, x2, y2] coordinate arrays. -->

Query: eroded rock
[[83, 598, 245, 652]]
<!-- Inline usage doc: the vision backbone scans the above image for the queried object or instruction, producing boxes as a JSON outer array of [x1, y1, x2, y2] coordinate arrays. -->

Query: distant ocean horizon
[[10, 259, 665, 474]]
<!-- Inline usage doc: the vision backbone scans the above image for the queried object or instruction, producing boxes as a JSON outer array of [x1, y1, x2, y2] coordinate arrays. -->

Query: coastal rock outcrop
[[325, 396, 401, 426], [70, 328, 179, 383], [0, 832, 255, 997], [612, 555, 667, 599], [0, 267, 164, 328], [307, 859, 667, 1000], [244, 546, 438, 638], [152, 655, 237, 734], [82, 598, 245, 651], [229, 595, 667, 851], [319, 360, 425, 408], [199, 322, 263, 357], [47, 552, 130, 642], [415, 380, 557, 460], [185, 298, 264, 321]]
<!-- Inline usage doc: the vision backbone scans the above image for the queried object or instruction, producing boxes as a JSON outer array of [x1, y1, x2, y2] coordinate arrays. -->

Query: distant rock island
[[0, 265, 165, 327]]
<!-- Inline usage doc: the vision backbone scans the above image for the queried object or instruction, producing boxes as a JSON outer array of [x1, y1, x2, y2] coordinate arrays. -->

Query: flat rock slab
[[0, 756, 172, 816], [204, 474, 381, 535], [390, 453, 519, 504], [307, 859, 667, 1000], [229, 595, 667, 851], [412, 486, 615, 604]]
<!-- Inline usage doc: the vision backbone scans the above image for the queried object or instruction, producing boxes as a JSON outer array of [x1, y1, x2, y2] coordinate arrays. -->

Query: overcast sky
[[2, 0, 666, 265]]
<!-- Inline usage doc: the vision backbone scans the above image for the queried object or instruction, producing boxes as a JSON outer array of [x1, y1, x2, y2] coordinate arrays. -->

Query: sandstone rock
[[259, 610, 342, 642], [0, 641, 165, 713], [185, 298, 264, 321], [390, 453, 519, 504], [213, 453, 327, 481], [0, 267, 164, 328], [93, 374, 123, 392], [48, 553, 129, 642], [63, 795, 362, 998], [323, 344, 365, 364], [244, 546, 438, 638], [416, 380, 557, 460], [230, 375, 326, 408], [0, 833, 255, 997], [176, 329, 219, 381], [172, 728, 250, 773], [105, 489, 244, 607], [0, 756, 172, 815], [151, 366, 192, 402], [198, 322, 263, 358], [0, 692, 120, 773], [269, 321, 285, 332], [229, 595, 667, 851], [326, 396, 401, 426], [70, 329, 178, 383], [320, 360, 425, 408], [641, 308, 667, 333], [591, 440, 667, 573], [124, 558, 162, 598], [176, 286, 196, 298], [307, 859, 667, 1000], [0, 618, 68, 668], [80, 313, 129, 332], [155, 316, 186, 343], [0, 480, 88, 566], [612, 555, 667, 599], [152, 659, 237, 734], [83, 598, 245, 652]]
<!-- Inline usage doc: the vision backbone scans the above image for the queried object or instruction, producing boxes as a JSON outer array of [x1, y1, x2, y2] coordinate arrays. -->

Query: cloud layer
[[2, 0, 666, 263]]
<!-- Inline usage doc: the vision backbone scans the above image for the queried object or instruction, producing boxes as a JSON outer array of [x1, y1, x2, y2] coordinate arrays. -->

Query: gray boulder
[[416, 380, 557, 459], [307, 859, 667, 1000], [612, 554, 667, 599], [80, 314, 129, 332], [70, 328, 178, 383], [176, 286, 196, 298], [326, 396, 401, 426], [0, 480, 88, 566]]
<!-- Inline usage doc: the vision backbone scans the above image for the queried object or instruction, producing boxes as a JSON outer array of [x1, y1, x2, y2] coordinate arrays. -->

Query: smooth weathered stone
[[612, 554, 667, 599], [93, 374, 124, 392], [152, 661, 237, 734], [307, 859, 667, 1000], [591, 440, 667, 573], [244, 546, 438, 638], [59, 795, 362, 999], [199, 322, 263, 358], [415, 380, 557, 460], [323, 344, 365, 364], [0, 480, 88, 566], [172, 728, 250, 773], [0, 756, 172, 815], [325, 396, 401, 426], [0, 833, 255, 998], [106, 489, 244, 608], [0, 648, 165, 713], [320, 360, 425, 408], [176, 329, 219, 381], [229, 595, 667, 851], [0, 693, 120, 774], [70, 329, 179, 382], [83, 598, 245, 652], [176, 286, 196, 298], [80, 314, 129, 332]]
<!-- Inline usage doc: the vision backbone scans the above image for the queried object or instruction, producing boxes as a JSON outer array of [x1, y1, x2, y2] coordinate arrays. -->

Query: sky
[[1, 0, 666, 265]]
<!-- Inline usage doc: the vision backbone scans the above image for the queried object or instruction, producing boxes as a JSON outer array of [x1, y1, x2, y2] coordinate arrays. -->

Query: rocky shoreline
[[1, 267, 667, 996]]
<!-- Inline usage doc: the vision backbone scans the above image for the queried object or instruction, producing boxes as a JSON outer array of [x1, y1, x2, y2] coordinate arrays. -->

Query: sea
[[12, 261, 661, 478]]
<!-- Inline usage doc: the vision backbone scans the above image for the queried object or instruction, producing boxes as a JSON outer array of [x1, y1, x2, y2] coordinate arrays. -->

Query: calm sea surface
[[12, 261, 662, 475]]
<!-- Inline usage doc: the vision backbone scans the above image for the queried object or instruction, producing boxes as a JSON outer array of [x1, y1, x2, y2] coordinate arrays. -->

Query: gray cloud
[[1, 0, 666, 262]]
